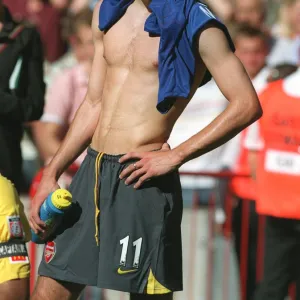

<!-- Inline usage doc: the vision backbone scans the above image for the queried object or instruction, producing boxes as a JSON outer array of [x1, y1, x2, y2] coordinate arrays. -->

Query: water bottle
[[31, 189, 72, 244]]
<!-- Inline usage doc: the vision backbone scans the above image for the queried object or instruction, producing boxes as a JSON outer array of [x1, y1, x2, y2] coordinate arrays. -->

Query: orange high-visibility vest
[[256, 79, 300, 219], [230, 129, 256, 200]]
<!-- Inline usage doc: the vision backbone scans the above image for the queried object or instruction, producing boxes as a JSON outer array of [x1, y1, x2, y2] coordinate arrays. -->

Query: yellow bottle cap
[[51, 189, 72, 210]]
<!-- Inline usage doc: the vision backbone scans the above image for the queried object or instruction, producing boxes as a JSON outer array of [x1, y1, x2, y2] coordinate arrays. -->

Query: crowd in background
[[1, 0, 300, 300]]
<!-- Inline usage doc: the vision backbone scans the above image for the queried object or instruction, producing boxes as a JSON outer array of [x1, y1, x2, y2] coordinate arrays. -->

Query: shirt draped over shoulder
[[99, 0, 234, 113]]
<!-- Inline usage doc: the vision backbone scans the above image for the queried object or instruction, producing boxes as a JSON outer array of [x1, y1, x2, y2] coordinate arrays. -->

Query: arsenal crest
[[44, 241, 56, 263]]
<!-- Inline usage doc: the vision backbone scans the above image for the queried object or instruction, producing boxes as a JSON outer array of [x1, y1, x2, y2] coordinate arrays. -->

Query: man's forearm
[[45, 99, 101, 179], [173, 101, 262, 166]]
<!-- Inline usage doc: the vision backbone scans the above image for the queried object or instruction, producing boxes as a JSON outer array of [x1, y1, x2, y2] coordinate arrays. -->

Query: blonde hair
[[276, 0, 300, 38]]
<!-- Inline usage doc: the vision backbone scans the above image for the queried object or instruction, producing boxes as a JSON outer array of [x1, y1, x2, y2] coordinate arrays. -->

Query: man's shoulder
[[188, 1, 218, 30], [187, 1, 234, 51]]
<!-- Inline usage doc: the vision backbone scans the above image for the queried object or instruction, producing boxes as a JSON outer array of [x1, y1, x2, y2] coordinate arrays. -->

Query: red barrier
[[29, 242, 37, 294]]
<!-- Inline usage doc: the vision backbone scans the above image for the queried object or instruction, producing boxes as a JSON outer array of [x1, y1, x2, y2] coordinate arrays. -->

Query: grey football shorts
[[39, 147, 183, 294]]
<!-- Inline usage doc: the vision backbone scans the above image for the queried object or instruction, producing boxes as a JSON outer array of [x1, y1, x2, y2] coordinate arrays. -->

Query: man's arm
[[43, 2, 106, 180], [0, 28, 45, 122], [30, 2, 106, 232], [120, 26, 262, 188], [174, 26, 262, 163]]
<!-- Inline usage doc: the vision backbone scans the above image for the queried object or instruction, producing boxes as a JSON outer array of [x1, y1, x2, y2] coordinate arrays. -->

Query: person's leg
[[232, 197, 242, 262], [130, 294, 173, 300], [0, 278, 29, 300], [247, 200, 259, 300], [97, 156, 183, 295], [290, 220, 300, 300], [37, 152, 103, 295], [31, 276, 85, 300], [254, 216, 294, 300]]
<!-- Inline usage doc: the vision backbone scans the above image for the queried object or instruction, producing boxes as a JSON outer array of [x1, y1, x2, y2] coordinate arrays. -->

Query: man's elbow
[[242, 97, 263, 125], [249, 100, 263, 123]]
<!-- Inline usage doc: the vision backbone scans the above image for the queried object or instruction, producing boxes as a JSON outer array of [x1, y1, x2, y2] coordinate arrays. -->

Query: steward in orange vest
[[251, 79, 300, 219], [246, 69, 300, 300]]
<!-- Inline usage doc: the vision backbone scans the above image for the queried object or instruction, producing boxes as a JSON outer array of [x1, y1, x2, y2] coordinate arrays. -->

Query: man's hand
[[119, 143, 181, 189], [29, 172, 60, 234]]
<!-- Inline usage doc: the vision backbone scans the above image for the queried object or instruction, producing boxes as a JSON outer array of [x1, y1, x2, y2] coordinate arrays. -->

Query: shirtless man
[[30, 1, 262, 300]]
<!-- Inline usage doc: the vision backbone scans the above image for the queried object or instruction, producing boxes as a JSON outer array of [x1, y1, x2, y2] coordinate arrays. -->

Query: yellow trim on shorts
[[146, 269, 171, 294], [94, 152, 104, 245]]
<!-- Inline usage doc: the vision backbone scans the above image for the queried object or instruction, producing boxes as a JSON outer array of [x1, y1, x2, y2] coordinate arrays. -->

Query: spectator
[[49, 0, 90, 13], [49, 0, 70, 11], [0, 174, 32, 300], [0, 2, 44, 299], [228, 25, 270, 300], [4, 0, 66, 62], [33, 8, 93, 175], [232, 0, 299, 66], [233, 0, 266, 29], [206, 0, 234, 23], [245, 67, 300, 300], [267, 63, 298, 82], [68, 0, 90, 13], [268, 0, 300, 66], [0, 4, 45, 192], [45, 7, 92, 85]]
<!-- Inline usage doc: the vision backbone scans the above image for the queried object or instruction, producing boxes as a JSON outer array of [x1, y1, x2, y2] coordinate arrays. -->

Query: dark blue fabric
[[99, 0, 134, 31], [99, 1, 235, 114]]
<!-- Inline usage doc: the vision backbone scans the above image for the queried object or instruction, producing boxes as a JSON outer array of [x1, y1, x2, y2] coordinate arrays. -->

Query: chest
[[103, 15, 160, 71]]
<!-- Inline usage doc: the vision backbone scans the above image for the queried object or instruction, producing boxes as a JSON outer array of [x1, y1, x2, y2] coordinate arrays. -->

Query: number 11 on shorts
[[120, 235, 143, 268]]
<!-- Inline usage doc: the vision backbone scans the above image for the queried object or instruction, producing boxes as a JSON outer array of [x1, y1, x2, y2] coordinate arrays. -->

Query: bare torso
[[91, 2, 206, 154]]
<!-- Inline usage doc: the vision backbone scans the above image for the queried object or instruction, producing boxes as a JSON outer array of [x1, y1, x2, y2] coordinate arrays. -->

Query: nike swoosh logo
[[117, 267, 138, 275]]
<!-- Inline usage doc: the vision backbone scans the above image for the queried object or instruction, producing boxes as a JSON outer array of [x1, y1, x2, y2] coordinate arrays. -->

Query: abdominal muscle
[[90, 68, 180, 155]]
